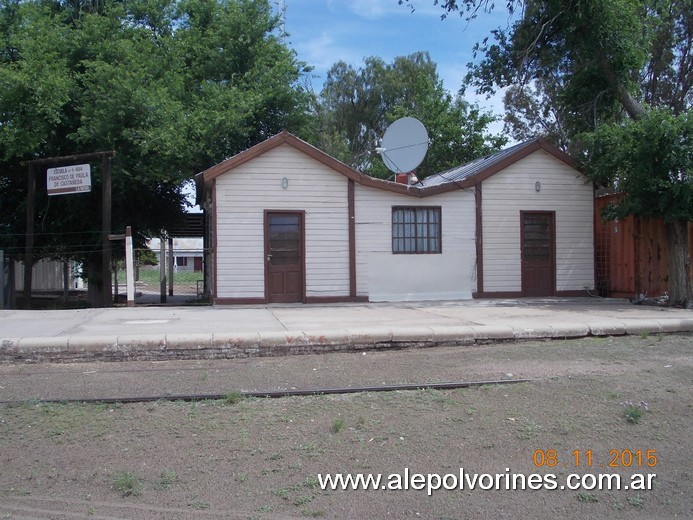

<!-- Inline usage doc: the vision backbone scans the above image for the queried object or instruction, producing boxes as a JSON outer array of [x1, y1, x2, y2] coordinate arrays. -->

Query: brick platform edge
[[2, 318, 692, 364]]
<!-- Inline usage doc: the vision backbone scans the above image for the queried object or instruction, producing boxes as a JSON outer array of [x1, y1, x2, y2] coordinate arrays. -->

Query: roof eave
[[197, 130, 471, 198], [460, 138, 581, 186]]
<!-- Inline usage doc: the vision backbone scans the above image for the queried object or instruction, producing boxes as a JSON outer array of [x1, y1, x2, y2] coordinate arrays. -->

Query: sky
[[188, 1, 517, 210], [279, 0, 517, 127]]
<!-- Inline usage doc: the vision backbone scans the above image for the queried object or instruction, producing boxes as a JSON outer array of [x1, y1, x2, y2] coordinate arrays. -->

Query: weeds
[[112, 471, 143, 497], [623, 401, 649, 423], [303, 476, 319, 489], [155, 469, 177, 491], [517, 419, 539, 440], [331, 417, 346, 434], [272, 487, 290, 499], [224, 390, 245, 405], [293, 495, 313, 506], [355, 416, 366, 430], [628, 495, 645, 508], [189, 499, 211, 510]]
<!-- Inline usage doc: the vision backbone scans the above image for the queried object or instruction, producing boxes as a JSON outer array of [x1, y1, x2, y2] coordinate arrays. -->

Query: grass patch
[[331, 417, 346, 434], [272, 487, 290, 500], [224, 390, 245, 405], [137, 268, 202, 285], [112, 471, 143, 497], [155, 469, 177, 491], [293, 495, 313, 506], [517, 419, 539, 440], [627, 495, 645, 508], [623, 401, 648, 424], [188, 499, 211, 510]]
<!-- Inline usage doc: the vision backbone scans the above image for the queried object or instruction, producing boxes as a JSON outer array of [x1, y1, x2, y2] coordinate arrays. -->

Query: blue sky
[[186, 2, 515, 209], [280, 0, 516, 124]]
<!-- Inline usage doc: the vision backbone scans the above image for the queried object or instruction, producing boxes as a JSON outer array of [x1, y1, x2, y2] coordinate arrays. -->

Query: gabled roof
[[420, 138, 579, 188], [196, 130, 431, 198], [196, 132, 580, 198]]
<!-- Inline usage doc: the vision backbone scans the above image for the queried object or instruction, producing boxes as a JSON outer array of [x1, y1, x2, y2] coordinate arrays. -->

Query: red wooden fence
[[595, 194, 693, 297]]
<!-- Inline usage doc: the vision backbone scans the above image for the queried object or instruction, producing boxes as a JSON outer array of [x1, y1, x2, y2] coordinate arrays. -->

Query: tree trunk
[[86, 255, 105, 308], [600, 57, 646, 121], [665, 220, 692, 307]]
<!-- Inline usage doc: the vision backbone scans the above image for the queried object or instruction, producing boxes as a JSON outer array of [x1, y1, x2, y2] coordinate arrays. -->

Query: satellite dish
[[377, 117, 429, 174]]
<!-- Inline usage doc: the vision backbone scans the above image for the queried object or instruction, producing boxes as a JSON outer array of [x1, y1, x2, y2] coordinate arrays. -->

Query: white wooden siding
[[215, 145, 349, 299], [481, 150, 594, 292], [354, 187, 476, 301], [14, 259, 83, 291]]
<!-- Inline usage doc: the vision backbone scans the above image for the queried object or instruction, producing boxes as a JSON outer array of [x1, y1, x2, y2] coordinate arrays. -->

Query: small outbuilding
[[196, 132, 594, 304]]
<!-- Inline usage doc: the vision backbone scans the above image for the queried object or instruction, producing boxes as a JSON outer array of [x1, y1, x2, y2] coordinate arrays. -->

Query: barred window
[[392, 207, 442, 254]]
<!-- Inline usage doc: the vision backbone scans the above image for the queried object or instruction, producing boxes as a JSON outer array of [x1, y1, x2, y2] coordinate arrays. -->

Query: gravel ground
[[0, 333, 691, 519]]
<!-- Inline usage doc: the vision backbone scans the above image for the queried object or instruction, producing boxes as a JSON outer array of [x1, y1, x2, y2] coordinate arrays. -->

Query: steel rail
[[0, 378, 531, 405]]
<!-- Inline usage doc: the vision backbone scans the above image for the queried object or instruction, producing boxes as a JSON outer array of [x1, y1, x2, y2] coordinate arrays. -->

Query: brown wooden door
[[521, 211, 555, 297], [265, 212, 304, 303]]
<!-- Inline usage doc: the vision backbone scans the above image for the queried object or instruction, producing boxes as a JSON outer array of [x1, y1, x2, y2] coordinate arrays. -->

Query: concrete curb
[[1, 320, 691, 363], [659, 318, 693, 333]]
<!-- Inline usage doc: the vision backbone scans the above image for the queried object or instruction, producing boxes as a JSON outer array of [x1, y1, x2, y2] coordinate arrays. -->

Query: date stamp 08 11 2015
[[532, 449, 658, 469]]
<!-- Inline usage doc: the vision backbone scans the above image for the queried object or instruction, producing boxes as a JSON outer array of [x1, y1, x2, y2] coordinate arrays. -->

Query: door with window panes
[[264, 212, 304, 303], [520, 211, 555, 296]]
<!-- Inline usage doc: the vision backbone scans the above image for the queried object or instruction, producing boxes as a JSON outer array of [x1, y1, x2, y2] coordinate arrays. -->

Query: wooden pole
[[23, 163, 36, 309], [102, 154, 112, 307], [62, 260, 69, 302]]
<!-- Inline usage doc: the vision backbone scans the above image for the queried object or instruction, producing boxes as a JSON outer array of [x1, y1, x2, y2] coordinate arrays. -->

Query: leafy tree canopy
[[578, 108, 692, 222], [407, 0, 692, 304], [404, 0, 690, 134], [0, 0, 310, 291], [310, 51, 506, 179]]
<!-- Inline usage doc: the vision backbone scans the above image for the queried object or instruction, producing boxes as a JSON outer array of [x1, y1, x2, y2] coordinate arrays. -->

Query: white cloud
[[345, 0, 391, 19]]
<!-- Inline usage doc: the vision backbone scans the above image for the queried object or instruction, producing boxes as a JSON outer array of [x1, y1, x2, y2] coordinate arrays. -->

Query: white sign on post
[[46, 164, 91, 196]]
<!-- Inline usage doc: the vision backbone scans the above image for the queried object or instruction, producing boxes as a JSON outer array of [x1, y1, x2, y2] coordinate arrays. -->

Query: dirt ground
[[0, 334, 691, 519]]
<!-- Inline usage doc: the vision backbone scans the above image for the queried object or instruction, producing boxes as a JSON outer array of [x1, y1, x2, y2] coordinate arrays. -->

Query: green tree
[[502, 77, 571, 149], [0, 0, 310, 305], [404, 0, 692, 304], [312, 51, 506, 179], [578, 109, 692, 305]]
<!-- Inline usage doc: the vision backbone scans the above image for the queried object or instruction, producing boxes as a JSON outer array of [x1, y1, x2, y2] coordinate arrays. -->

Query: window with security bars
[[392, 206, 442, 254]]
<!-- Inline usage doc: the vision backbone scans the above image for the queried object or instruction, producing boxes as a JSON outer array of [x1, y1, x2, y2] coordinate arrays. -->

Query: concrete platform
[[1, 298, 691, 363]]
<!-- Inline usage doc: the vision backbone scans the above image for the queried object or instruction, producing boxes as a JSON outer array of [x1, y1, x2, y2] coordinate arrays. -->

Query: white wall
[[14, 259, 83, 291], [214, 144, 350, 300], [354, 187, 477, 301], [481, 150, 594, 292]]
